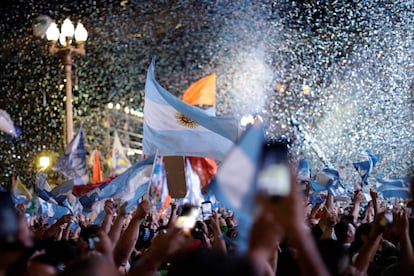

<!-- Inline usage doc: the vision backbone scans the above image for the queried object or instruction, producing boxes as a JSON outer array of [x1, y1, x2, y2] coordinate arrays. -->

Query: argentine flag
[[375, 176, 411, 199], [353, 150, 378, 185], [143, 60, 238, 161], [310, 168, 346, 196], [53, 125, 89, 185], [212, 124, 265, 252]]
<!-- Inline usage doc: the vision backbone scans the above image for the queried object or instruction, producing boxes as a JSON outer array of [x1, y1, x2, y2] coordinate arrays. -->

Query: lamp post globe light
[[45, 18, 88, 144]]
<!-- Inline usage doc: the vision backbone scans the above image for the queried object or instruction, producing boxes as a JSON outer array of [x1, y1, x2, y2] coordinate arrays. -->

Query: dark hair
[[349, 223, 372, 256], [58, 255, 111, 276], [168, 251, 257, 276], [334, 220, 350, 244], [318, 239, 350, 276]]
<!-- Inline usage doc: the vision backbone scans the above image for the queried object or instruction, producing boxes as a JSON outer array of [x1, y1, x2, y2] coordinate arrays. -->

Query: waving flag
[[50, 180, 74, 204], [183, 158, 204, 206], [35, 173, 57, 204], [310, 168, 345, 196], [375, 176, 411, 199], [147, 154, 169, 208], [110, 131, 132, 176], [212, 125, 265, 252], [181, 73, 218, 192], [143, 59, 238, 161], [80, 157, 154, 221], [12, 176, 32, 200], [54, 125, 88, 185], [91, 149, 103, 184], [297, 158, 311, 182], [353, 150, 378, 184], [182, 73, 216, 106], [0, 109, 17, 137], [37, 197, 70, 225]]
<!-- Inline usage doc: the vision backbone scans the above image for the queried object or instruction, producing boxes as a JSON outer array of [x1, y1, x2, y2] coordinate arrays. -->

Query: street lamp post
[[45, 18, 88, 144]]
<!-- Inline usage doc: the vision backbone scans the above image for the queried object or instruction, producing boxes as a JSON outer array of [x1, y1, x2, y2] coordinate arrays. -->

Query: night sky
[[0, 0, 413, 188]]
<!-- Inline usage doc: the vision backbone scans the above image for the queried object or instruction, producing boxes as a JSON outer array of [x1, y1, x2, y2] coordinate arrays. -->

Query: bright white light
[[61, 18, 75, 37], [46, 22, 60, 41], [107, 102, 114, 109], [74, 22, 88, 42], [124, 107, 130, 114], [240, 114, 254, 127], [39, 156, 50, 169], [115, 103, 121, 110]]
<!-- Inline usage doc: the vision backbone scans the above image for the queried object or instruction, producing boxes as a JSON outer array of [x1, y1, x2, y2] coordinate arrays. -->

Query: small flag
[[13, 176, 32, 200], [111, 131, 132, 176], [35, 173, 57, 204], [297, 158, 311, 182], [182, 73, 216, 106], [310, 168, 346, 196], [91, 149, 103, 184], [54, 125, 88, 185], [353, 150, 378, 184], [147, 155, 168, 208], [183, 158, 204, 206], [375, 176, 411, 199], [0, 109, 17, 137]]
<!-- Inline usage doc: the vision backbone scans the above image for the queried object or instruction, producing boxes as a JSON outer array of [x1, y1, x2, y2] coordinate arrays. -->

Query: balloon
[[32, 15, 53, 38], [0, 109, 17, 137]]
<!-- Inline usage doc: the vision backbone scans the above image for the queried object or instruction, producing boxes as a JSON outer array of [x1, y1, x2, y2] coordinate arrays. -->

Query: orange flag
[[182, 73, 216, 106], [92, 149, 103, 184]]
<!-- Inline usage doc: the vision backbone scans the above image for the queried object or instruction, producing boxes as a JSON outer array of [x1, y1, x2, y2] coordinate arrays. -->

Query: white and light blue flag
[[54, 125, 88, 185], [183, 158, 204, 206], [143, 59, 238, 161], [297, 158, 311, 182], [80, 157, 154, 222], [50, 180, 74, 204], [375, 176, 411, 199], [35, 173, 58, 204], [353, 150, 378, 185], [211, 124, 265, 252], [310, 168, 346, 196]]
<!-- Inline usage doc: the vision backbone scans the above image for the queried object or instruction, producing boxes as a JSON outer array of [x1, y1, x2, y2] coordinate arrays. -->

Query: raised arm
[[352, 190, 364, 226], [209, 212, 227, 254], [394, 209, 414, 275], [113, 199, 149, 268], [108, 202, 128, 244], [101, 199, 116, 234]]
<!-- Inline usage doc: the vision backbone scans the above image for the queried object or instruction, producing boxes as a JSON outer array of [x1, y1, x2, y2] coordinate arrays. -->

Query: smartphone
[[200, 201, 213, 220], [87, 235, 101, 251], [175, 205, 199, 234], [257, 140, 290, 196]]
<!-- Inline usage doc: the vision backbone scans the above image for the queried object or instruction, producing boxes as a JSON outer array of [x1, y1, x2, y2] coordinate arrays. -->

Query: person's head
[[168, 251, 257, 276], [26, 254, 60, 276], [58, 255, 118, 276], [334, 220, 355, 244], [349, 223, 372, 256], [318, 239, 350, 276]]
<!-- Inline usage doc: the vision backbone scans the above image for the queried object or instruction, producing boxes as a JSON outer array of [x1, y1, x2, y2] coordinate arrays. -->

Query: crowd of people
[[1, 171, 414, 276]]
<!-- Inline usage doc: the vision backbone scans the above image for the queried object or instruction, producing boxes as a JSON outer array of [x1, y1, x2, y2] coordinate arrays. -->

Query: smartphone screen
[[200, 201, 213, 220], [175, 205, 199, 234], [257, 141, 290, 196]]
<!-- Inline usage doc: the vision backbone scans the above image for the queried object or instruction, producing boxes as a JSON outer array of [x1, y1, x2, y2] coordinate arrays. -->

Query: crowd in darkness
[[1, 170, 414, 276]]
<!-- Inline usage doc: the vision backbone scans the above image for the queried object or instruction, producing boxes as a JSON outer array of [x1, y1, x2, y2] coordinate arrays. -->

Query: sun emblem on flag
[[175, 112, 198, 128]]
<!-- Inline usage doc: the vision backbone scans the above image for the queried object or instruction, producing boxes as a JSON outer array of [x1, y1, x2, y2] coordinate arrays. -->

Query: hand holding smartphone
[[257, 140, 291, 197], [200, 201, 213, 221]]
